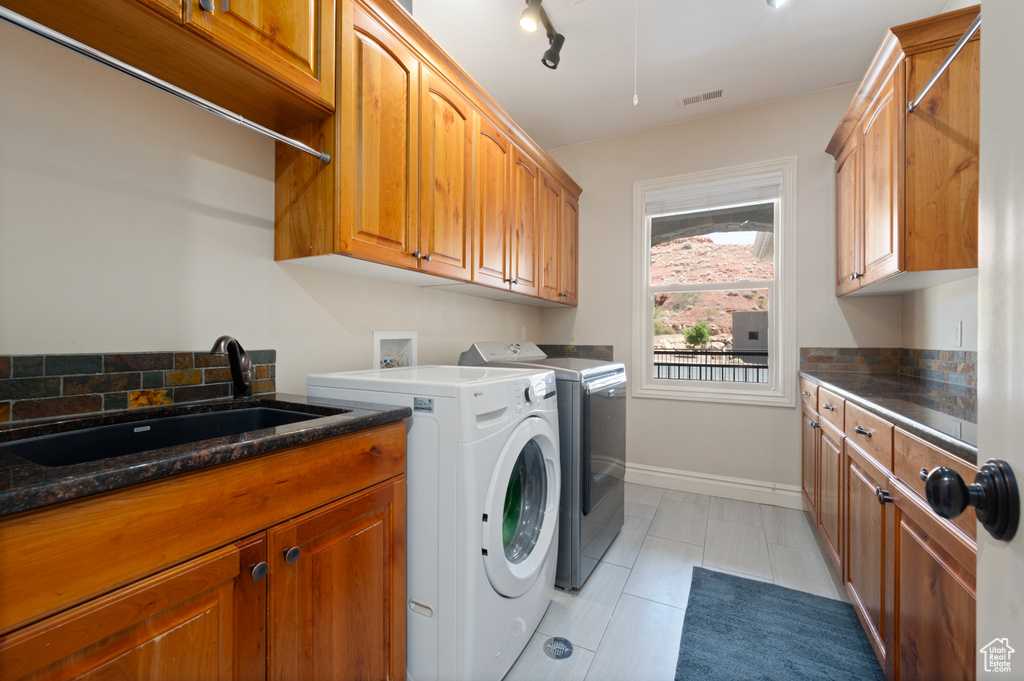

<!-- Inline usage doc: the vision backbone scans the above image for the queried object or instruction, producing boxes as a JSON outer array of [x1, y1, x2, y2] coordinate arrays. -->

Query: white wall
[[541, 86, 903, 503], [901, 276, 978, 351], [0, 23, 543, 394]]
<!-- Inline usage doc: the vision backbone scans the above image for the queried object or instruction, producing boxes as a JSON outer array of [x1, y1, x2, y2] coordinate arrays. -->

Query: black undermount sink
[[2, 407, 321, 468]]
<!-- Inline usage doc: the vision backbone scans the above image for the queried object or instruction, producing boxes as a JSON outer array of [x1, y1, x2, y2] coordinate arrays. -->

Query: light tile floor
[[505, 483, 846, 681]]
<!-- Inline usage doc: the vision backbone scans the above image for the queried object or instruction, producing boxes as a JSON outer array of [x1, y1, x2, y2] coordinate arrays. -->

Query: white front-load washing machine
[[307, 365, 560, 681]]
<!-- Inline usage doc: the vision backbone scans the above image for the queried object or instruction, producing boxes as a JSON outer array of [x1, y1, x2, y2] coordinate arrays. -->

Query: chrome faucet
[[210, 335, 253, 398]]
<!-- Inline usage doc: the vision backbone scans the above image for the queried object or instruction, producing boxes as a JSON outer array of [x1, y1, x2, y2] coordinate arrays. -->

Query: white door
[[977, 0, 1024, 675], [481, 416, 560, 598]]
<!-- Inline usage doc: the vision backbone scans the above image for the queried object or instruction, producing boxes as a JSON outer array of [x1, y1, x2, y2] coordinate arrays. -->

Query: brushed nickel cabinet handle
[[855, 425, 872, 437]]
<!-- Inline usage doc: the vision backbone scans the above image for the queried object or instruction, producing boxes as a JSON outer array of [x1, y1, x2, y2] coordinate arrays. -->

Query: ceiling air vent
[[677, 89, 724, 108]]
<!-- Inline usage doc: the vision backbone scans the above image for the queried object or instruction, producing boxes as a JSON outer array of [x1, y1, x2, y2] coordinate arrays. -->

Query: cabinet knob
[[822, 403, 836, 411], [855, 425, 872, 437], [284, 546, 301, 564], [922, 460, 1020, 541], [875, 486, 894, 505], [849, 273, 864, 281], [920, 467, 929, 481], [802, 391, 812, 397], [250, 562, 269, 580], [811, 421, 820, 430], [412, 251, 432, 262], [559, 292, 568, 298]]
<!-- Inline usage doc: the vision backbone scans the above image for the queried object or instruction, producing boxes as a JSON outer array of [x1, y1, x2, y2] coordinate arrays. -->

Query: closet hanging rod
[[0, 7, 331, 165], [907, 13, 981, 114]]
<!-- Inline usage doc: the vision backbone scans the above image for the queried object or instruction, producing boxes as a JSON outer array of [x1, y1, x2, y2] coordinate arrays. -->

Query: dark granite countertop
[[0, 394, 411, 519], [799, 371, 977, 465]]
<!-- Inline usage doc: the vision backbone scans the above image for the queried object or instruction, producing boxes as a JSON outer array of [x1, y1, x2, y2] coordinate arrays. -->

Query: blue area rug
[[676, 567, 886, 681]]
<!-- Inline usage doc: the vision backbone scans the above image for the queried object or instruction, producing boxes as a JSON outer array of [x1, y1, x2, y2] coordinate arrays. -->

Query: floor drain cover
[[543, 637, 574, 660]]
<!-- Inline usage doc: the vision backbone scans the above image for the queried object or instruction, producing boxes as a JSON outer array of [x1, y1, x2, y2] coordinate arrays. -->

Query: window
[[632, 158, 796, 406]]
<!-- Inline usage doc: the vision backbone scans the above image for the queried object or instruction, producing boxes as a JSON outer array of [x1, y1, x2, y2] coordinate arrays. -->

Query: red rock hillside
[[651, 236, 773, 349]]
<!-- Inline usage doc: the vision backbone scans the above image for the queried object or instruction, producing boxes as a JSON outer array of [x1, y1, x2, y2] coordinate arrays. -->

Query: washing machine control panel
[[512, 374, 555, 412]]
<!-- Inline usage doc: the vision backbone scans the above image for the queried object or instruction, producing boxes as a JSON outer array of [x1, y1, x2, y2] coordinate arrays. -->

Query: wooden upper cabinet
[[0, 537, 266, 681], [268, 479, 406, 681], [903, 31, 980, 272], [860, 68, 902, 287], [510, 148, 540, 297], [184, 0, 335, 106], [561, 192, 579, 305], [538, 172, 563, 302], [835, 137, 862, 294], [826, 6, 979, 296], [419, 69, 473, 279], [338, 5, 420, 268], [2, 0, 334, 130], [472, 114, 512, 289]]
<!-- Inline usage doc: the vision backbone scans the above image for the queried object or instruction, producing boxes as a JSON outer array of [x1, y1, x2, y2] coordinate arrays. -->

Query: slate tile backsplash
[[801, 346, 977, 421], [0, 350, 276, 425], [538, 344, 615, 361]]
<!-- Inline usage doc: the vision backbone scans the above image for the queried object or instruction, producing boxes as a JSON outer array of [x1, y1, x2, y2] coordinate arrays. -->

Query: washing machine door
[[481, 415, 560, 598]]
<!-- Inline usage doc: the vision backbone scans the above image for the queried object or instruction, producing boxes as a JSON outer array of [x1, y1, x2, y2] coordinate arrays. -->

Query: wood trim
[[0, 422, 406, 635]]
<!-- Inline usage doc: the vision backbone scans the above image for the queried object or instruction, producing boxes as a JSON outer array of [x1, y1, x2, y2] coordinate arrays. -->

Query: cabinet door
[[835, 136, 862, 295], [846, 445, 892, 677], [895, 489, 976, 681], [510, 148, 540, 297], [538, 172, 563, 302], [419, 68, 472, 280], [801, 409, 819, 514], [818, 423, 843, 572], [185, 0, 334, 105], [560, 191, 579, 305], [472, 115, 511, 289], [861, 68, 902, 287], [904, 39, 980, 272], [269, 478, 406, 681], [339, 6, 419, 268], [0, 536, 266, 681]]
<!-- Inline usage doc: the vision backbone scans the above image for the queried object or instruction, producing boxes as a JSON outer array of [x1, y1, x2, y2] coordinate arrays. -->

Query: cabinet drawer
[[845, 402, 893, 469], [800, 379, 818, 412], [818, 388, 845, 431], [894, 429, 977, 540]]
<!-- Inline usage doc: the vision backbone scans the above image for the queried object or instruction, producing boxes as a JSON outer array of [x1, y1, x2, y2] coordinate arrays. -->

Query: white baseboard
[[625, 462, 803, 510]]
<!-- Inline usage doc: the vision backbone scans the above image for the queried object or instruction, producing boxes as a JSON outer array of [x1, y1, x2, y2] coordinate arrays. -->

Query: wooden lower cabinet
[[894, 485, 976, 681], [800, 408, 819, 513], [846, 444, 894, 677], [799, 380, 977, 681], [0, 536, 266, 681], [0, 424, 406, 681], [818, 420, 844, 571], [269, 479, 406, 681]]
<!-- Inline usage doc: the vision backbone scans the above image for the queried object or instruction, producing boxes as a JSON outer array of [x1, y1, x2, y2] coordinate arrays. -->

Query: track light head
[[542, 33, 565, 69], [520, 0, 541, 32]]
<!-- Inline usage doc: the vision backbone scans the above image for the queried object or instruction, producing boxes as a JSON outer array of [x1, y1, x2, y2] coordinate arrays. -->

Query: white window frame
[[631, 157, 797, 407]]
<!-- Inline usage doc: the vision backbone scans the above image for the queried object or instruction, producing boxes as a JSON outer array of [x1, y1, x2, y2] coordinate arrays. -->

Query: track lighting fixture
[[519, 0, 565, 69], [766, 0, 788, 7], [542, 33, 565, 69], [520, 0, 541, 32]]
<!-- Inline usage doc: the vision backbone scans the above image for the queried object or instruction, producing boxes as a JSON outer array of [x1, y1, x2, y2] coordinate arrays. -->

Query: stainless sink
[[1, 407, 320, 468]]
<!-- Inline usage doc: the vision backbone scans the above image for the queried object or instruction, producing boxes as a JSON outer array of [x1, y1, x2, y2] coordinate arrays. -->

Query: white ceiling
[[408, 0, 949, 150]]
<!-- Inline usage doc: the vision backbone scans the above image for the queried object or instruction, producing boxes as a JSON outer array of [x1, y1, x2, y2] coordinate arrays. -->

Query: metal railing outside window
[[653, 349, 769, 383]]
